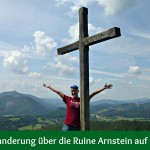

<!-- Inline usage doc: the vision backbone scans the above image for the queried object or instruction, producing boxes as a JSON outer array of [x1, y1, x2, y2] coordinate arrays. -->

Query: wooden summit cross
[[57, 7, 121, 130]]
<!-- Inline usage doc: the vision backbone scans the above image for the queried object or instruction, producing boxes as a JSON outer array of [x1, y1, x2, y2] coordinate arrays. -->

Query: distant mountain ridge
[[90, 98, 150, 120], [0, 91, 57, 116], [0, 91, 150, 120]]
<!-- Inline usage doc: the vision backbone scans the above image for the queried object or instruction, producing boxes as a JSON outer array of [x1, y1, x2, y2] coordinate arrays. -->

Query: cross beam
[[57, 7, 121, 130], [57, 27, 120, 55]]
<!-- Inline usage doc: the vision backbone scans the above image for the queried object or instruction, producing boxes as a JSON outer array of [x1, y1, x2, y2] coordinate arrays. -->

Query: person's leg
[[72, 126, 80, 131], [62, 124, 71, 131], [62, 124, 80, 131]]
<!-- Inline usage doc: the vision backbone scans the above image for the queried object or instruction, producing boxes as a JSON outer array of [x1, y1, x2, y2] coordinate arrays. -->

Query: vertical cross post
[[79, 7, 90, 130]]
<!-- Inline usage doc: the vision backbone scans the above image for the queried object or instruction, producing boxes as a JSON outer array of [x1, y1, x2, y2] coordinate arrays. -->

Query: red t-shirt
[[63, 95, 80, 127]]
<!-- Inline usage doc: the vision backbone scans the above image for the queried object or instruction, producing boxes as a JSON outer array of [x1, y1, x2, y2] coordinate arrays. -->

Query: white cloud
[[96, 0, 136, 15], [1, 30, 58, 77], [0, 41, 19, 57], [54, 53, 79, 63], [28, 72, 41, 78], [55, 0, 92, 12], [90, 69, 124, 78], [0, 50, 8, 57], [0, 41, 18, 51], [128, 66, 142, 76], [89, 77, 104, 89], [88, 23, 103, 34], [3, 50, 28, 74], [89, 76, 95, 85], [62, 23, 79, 44], [33, 31, 57, 56], [46, 54, 79, 76], [1, 30, 57, 60], [128, 81, 133, 85], [51, 61, 76, 75], [55, 0, 137, 15], [69, 0, 92, 12], [23, 31, 57, 58], [55, 0, 69, 5]]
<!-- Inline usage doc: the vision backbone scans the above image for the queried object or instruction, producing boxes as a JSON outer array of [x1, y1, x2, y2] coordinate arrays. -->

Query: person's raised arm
[[89, 84, 113, 100], [43, 83, 65, 99]]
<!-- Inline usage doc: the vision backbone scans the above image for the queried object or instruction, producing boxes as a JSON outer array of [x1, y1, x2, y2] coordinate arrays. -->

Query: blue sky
[[0, 0, 150, 100]]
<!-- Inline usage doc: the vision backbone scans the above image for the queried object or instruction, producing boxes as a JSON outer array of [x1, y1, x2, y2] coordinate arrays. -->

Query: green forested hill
[[0, 91, 150, 130], [0, 91, 52, 116], [0, 91, 150, 120]]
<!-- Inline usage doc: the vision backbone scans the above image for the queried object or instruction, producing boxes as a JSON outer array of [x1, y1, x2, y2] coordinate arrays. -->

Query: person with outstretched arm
[[43, 83, 112, 131]]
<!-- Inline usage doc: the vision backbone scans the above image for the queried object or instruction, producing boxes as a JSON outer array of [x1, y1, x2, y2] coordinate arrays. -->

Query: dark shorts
[[62, 124, 80, 131]]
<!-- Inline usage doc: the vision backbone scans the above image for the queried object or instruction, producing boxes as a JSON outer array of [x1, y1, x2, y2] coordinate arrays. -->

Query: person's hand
[[104, 83, 113, 89], [43, 83, 50, 88]]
